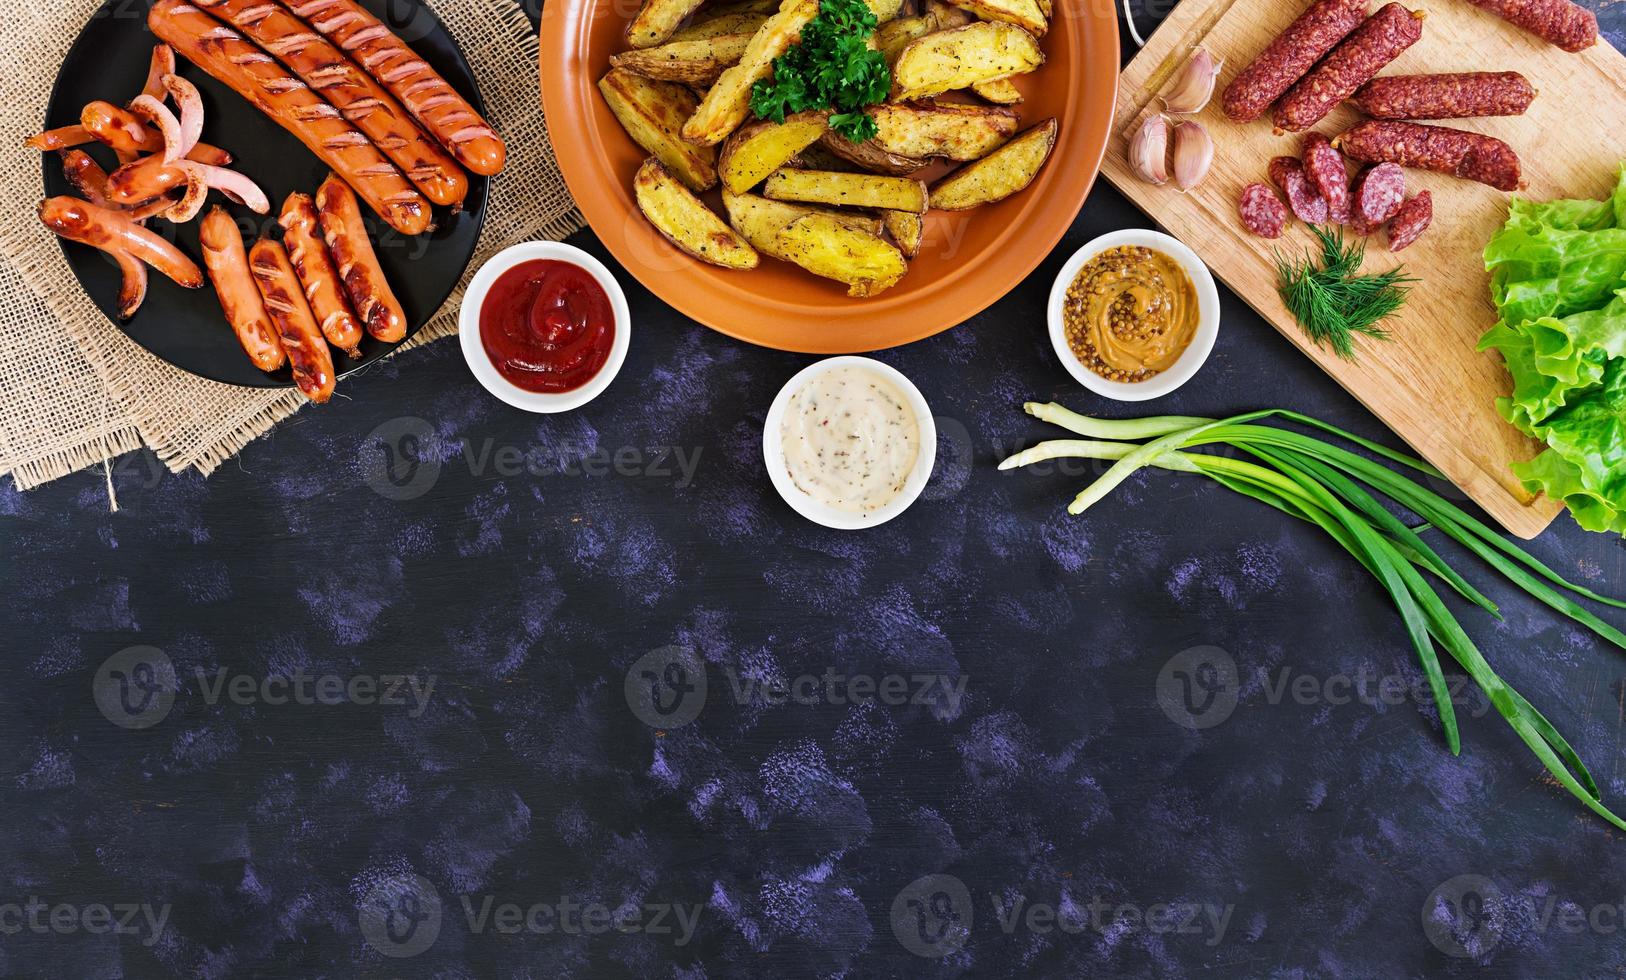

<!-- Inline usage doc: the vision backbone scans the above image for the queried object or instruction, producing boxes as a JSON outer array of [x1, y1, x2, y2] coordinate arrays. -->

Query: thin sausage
[[1274, 3, 1424, 133], [26, 125, 93, 151], [111, 249, 150, 320], [142, 44, 179, 100], [59, 150, 118, 208], [1221, 0, 1369, 123], [147, 0, 432, 236], [1351, 71, 1535, 119], [195, 0, 470, 207], [315, 173, 407, 343], [1335, 120, 1521, 190], [1465, 0, 1596, 52], [249, 237, 337, 402], [280, 192, 364, 357], [285, 0, 506, 175], [200, 206, 287, 370], [38, 196, 204, 288], [81, 101, 232, 165], [1386, 190, 1432, 251]]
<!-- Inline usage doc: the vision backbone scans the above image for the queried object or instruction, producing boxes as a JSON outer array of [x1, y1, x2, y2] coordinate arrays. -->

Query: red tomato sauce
[[479, 259, 614, 393]]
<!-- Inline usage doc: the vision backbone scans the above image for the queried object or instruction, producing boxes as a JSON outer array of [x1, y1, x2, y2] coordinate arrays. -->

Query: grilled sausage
[[81, 101, 232, 164], [1221, 0, 1369, 123], [315, 174, 407, 343], [285, 0, 506, 175], [1335, 120, 1522, 190], [1351, 71, 1535, 119], [1273, 3, 1425, 133], [194, 0, 470, 207], [26, 125, 93, 151], [38, 196, 204, 288], [248, 237, 337, 402], [147, 0, 431, 236], [280, 192, 364, 357], [142, 44, 178, 100], [1465, 0, 1596, 52], [200, 206, 287, 371], [59, 151, 118, 208]]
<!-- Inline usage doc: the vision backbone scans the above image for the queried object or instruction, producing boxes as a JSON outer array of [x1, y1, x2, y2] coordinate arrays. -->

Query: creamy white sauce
[[780, 365, 920, 514]]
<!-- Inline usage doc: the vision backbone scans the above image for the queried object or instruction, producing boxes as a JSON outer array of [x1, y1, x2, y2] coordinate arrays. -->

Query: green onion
[[1003, 403, 1626, 831]]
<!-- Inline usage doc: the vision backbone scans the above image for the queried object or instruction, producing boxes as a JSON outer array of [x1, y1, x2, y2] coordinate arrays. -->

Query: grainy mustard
[[1063, 245, 1198, 382]]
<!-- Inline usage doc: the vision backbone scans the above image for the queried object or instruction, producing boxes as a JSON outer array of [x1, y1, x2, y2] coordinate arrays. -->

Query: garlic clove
[[1172, 120, 1213, 191], [1161, 48, 1223, 115], [1130, 114, 1170, 186]]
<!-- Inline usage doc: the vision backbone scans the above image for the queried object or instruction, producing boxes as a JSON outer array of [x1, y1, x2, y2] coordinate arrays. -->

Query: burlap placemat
[[0, 0, 582, 492]]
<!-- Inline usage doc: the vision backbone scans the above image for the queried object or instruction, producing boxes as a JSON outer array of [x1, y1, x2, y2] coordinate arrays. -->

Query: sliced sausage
[[1268, 156, 1330, 224], [1273, 3, 1425, 133], [1301, 132, 1352, 225], [194, 0, 470, 207], [248, 237, 337, 403], [1387, 190, 1432, 251], [315, 174, 407, 343], [199, 206, 287, 371], [1465, 0, 1596, 52], [279, 192, 364, 357], [147, 0, 431, 236], [1351, 71, 1535, 119], [1239, 183, 1289, 238], [1221, 0, 1370, 123], [1335, 120, 1521, 190], [1352, 162, 1406, 225], [38, 196, 204, 288], [284, 0, 506, 175]]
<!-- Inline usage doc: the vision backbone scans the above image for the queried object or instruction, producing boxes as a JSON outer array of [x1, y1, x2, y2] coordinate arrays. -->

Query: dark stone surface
[[4, 1, 1626, 977]]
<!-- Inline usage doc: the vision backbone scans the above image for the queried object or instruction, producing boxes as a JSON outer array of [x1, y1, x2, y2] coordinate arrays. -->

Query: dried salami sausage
[[1387, 191, 1433, 251], [1273, 3, 1425, 133], [1465, 0, 1596, 52], [1352, 162, 1406, 226], [1221, 0, 1369, 123], [1239, 183, 1290, 238], [1268, 156, 1330, 224], [1351, 71, 1535, 119], [1335, 120, 1522, 191], [1301, 133, 1352, 224]]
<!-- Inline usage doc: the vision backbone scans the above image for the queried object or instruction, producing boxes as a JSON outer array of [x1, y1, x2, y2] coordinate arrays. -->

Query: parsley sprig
[[749, 0, 890, 142]]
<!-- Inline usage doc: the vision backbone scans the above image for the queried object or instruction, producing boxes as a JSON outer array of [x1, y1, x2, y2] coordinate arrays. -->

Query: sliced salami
[[1302, 132, 1351, 224], [1352, 162, 1406, 226], [1386, 190, 1433, 251], [1268, 156, 1330, 224], [1239, 182, 1289, 239]]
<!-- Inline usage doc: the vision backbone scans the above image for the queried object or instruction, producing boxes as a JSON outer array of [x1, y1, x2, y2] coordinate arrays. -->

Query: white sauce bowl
[[458, 240, 630, 413], [762, 356, 937, 530], [1047, 229, 1220, 402]]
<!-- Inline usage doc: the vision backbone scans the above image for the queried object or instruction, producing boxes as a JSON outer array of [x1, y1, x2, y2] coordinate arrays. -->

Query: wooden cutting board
[[1102, 0, 1626, 538]]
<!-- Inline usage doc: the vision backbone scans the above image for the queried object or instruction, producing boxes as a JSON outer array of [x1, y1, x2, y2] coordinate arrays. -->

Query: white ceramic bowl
[[762, 356, 937, 530], [1047, 229, 1220, 402], [458, 241, 630, 413]]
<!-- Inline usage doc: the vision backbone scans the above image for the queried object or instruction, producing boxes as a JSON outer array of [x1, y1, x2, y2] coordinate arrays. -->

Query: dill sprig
[[1274, 226, 1414, 360]]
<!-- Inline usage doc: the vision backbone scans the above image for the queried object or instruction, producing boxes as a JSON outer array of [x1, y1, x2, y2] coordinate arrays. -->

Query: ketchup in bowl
[[479, 259, 614, 393]]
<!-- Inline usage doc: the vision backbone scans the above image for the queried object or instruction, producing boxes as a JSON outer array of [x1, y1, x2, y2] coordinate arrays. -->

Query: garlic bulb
[[1172, 121, 1213, 191], [1161, 49, 1223, 115], [1130, 114, 1170, 185]]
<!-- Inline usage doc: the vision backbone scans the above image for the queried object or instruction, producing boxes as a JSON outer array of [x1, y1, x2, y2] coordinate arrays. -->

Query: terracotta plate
[[539, 1, 1119, 353]]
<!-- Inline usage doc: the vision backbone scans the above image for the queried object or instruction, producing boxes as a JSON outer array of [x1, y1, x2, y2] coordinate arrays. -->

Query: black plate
[[40, 0, 490, 389]]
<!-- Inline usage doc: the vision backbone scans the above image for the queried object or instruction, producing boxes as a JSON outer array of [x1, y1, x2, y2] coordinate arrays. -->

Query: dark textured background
[[5, 1, 1626, 976]]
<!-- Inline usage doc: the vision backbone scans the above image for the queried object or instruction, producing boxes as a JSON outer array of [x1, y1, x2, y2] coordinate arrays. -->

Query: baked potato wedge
[[816, 131, 928, 176], [946, 0, 1046, 36], [774, 213, 908, 297], [723, 191, 884, 260], [599, 69, 717, 190], [763, 168, 929, 213], [873, 5, 973, 63], [634, 159, 759, 268], [929, 117, 1056, 210], [883, 210, 923, 258], [790, 141, 865, 172], [971, 76, 1023, 104], [670, 7, 769, 40], [681, 0, 819, 145], [627, 0, 708, 48], [870, 101, 1018, 161], [610, 34, 753, 85], [891, 21, 1044, 101], [719, 112, 830, 194]]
